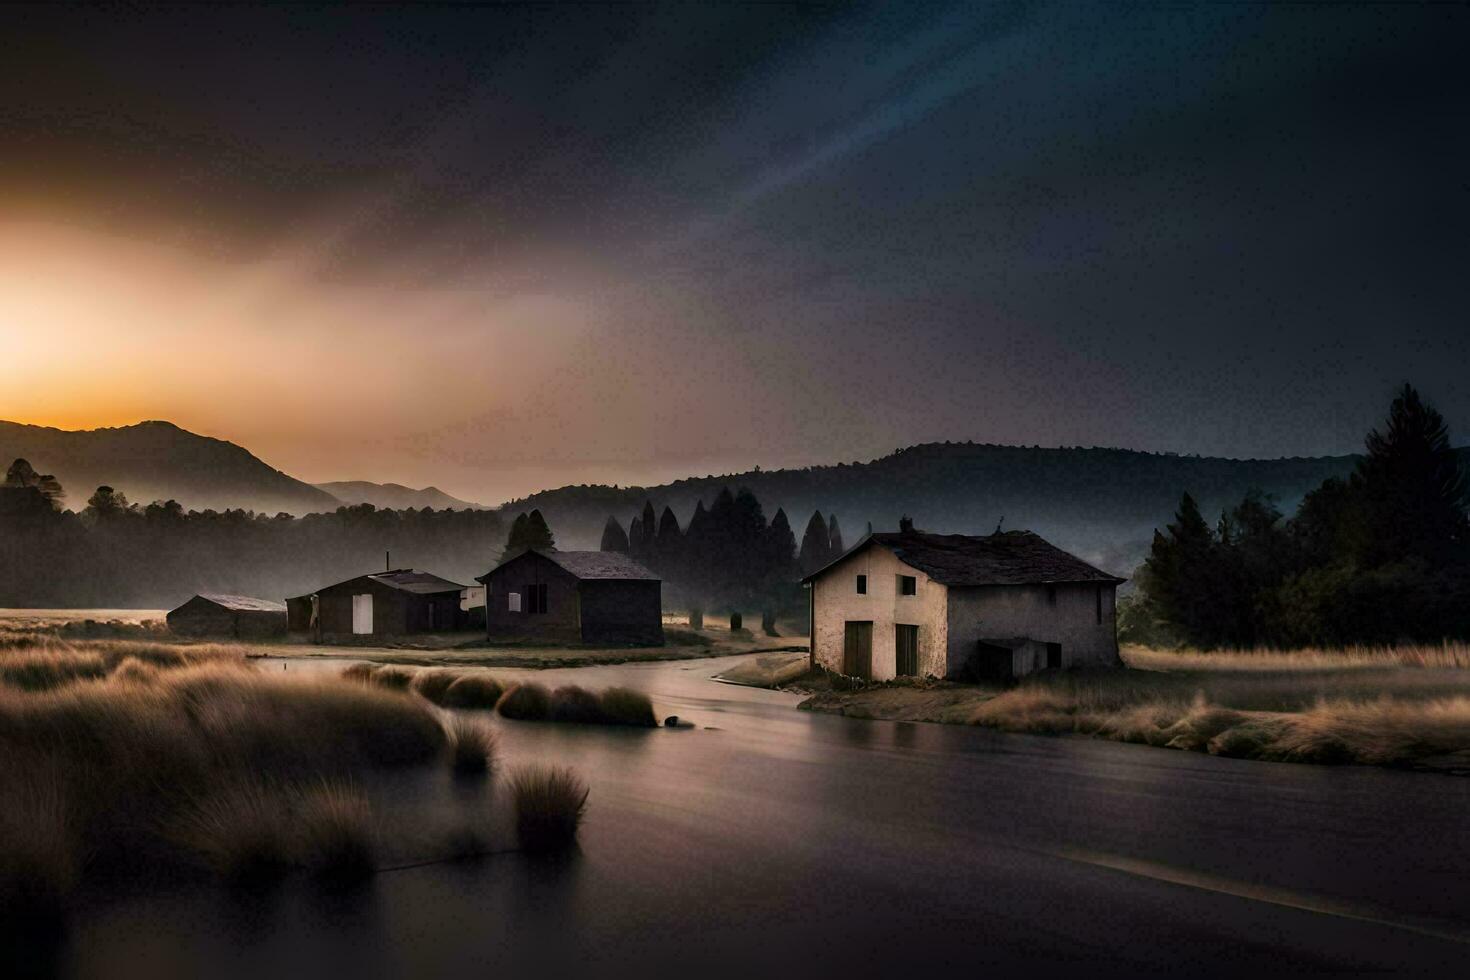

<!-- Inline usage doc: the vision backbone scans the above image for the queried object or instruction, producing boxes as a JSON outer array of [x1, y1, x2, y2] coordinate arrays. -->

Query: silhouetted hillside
[[315, 481, 487, 511], [0, 420, 339, 515], [502, 443, 1403, 575]]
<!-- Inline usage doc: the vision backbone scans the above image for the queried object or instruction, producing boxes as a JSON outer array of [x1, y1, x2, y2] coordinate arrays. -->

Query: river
[[41, 654, 1470, 978]]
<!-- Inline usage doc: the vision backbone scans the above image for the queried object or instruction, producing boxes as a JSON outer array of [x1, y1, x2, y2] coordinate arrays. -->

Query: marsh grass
[[297, 780, 376, 881], [446, 717, 498, 776], [496, 682, 551, 721], [0, 647, 448, 909], [971, 646, 1470, 768], [510, 766, 588, 852]]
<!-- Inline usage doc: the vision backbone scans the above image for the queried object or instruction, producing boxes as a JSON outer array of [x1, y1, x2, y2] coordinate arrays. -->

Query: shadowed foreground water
[[37, 655, 1470, 978]]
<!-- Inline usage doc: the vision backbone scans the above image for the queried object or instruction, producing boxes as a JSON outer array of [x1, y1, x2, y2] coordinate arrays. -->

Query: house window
[[856, 574, 867, 595], [524, 583, 549, 614], [898, 575, 917, 596], [1046, 585, 1057, 606], [508, 592, 521, 613]]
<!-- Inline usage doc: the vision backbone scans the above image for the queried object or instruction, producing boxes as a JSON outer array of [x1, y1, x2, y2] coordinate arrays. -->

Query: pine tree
[[1141, 493, 1224, 645], [656, 505, 683, 572], [600, 515, 630, 552], [1354, 383, 1469, 565], [627, 516, 644, 558], [799, 510, 830, 577], [765, 507, 798, 580], [525, 509, 555, 551], [640, 500, 658, 559], [827, 514, 844, 556]]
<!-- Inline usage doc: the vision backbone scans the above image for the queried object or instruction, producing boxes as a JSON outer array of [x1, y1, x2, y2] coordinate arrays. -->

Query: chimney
[[898, 516, 914, 534]]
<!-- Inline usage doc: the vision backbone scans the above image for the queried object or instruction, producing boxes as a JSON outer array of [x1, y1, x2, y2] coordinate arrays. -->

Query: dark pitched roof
[[478, 550, 659, 582], [186, 593, 287, 613], [805, 530, 1125, 587], [368, 569, 466, 594]]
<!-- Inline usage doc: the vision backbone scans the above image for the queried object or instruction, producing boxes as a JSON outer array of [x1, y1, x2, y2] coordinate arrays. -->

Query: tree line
[[0, 461, 505, 608], [598, 487, 852, 613], [1129, 385, 1470, 648]]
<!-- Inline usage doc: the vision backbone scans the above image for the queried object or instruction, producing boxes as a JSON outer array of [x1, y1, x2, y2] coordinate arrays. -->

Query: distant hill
[[500, 443, 1397, 576], [0, 420, 340, 515], [316, 481, 486, 511]]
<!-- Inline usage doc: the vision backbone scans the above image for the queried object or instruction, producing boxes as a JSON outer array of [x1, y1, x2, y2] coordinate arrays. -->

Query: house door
[[352, 594, 373, 635], [1045, 642, 1062, 669], [843, 621, 873, 679], [895, 624, 919, 676]]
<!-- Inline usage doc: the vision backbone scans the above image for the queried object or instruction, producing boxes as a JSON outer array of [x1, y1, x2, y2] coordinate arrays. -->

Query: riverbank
[[731, 645, 1470, 773]]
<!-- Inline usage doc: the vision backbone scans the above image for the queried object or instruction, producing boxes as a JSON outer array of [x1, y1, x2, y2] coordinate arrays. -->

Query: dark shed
[[167, 593, 288, 639], [308, 569, 467, 639], [477, 550, 663, 646]]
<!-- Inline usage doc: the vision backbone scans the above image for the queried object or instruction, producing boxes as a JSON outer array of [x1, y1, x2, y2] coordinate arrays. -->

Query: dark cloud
[[2, 0, 1467, 491]]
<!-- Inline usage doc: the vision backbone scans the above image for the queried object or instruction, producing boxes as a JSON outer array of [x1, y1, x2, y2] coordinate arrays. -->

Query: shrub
[[297, 780, 375, 882], [597, 687, 657, 727], [549, 685, 603, 724], [442, 674, 505, 709], [446, 717, 498, 776], [0, 649, 108, 691], [510, 766, 588, 852], [496, 682, 551, 721], [412, 669, 462, 705]]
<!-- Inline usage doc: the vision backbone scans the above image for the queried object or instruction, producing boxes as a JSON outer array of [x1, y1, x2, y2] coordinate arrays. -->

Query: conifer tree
[[828, 514, 844, 556], [600, 515, 630, 552], [799, 510, 830, 576]]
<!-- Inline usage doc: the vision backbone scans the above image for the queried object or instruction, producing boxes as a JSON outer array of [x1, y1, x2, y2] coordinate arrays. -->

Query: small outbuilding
[[477, 550, 663, 646], [293, 569, 467, 639], [167, 593, 288, 639], [803, 521, 1125, 682]]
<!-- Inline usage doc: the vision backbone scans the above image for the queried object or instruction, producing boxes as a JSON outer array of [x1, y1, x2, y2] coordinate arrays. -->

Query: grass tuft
[[496, 682, 551, 721], [297, 780, 376, 882], [510, 765, 588, 852], [446, 717, 498, 776]]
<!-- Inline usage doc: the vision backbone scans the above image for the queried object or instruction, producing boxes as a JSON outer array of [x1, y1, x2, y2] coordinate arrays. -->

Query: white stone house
[[802, 520, 1125, 682]]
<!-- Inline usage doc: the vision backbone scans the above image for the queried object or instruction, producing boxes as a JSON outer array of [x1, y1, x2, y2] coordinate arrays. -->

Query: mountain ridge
[[315, 480, 487, 511], [0, 419, 340, 515]]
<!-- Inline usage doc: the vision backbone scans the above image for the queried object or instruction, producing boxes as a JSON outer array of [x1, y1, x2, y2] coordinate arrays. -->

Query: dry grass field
[[0, 630, 593, 927], [796, 642, 1470, 773]]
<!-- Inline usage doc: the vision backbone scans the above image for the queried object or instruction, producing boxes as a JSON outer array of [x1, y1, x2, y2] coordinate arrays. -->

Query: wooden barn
[[803, 520, 1124, 682], [167, 593, 288, 639], [293, 569, 467, 639], [478, 550, 663, 646]]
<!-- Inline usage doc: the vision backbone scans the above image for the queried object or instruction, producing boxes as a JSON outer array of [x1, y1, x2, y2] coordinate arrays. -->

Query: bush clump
[[510, 765, 588, 852], [496, 682, 551, 721], [411, 669, 462, 705], [597, 687, 657, 727], [441, 674, 505, 709], [549, 685, 603, 724]]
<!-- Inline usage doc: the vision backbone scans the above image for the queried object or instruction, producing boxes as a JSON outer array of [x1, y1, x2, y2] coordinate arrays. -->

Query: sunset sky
[[2, 2, 1466, 504]]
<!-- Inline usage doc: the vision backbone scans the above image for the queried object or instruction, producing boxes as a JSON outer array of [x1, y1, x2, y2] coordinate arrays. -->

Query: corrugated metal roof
[[805, 530, 1125, 587], [192, 593, 288, 613]]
